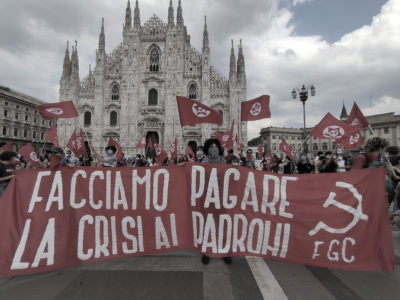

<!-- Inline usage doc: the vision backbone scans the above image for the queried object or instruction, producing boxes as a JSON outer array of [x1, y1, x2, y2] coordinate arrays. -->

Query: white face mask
[[107, 150, 113, 155]]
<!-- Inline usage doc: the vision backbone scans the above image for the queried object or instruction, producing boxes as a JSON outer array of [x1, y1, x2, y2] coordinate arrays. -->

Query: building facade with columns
[[58, 0, 247, 156]]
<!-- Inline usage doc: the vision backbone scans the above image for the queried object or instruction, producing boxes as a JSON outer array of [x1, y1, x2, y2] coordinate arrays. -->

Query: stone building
[[0, 86, 52, 152], [259, 104, 400, 157], [58, 0, 247, 156]]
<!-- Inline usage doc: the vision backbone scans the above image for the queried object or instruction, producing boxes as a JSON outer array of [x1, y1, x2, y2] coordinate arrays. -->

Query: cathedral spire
[[134, 0, 140, 28], [202, 16, 209, 52], [237, 39, 246, 84], [71, 40, 80, 82], [229, 39, 236, 79], [177, 0, 184, 26], [340, 102, 348, 121], [89, 64, 92, 77], [124, 0, 132, 31], [168, 0, 174, 27], [99, 18, 105, 52], [62, 41, 71, 78]]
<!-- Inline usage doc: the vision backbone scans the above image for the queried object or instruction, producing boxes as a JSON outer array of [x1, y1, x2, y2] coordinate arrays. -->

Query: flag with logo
[[46, 122, 60, 147], [66, 131, 78, 154], [176, 96, 221, 126], [337, 131, 365, 149], [108, 137, 123, 161], [154, 143, 168, 165], [311, 113, 358, 140], [136, 132, 147, 149], [279, 139, 294, 159], [235, 134, 244, 152], [241, 95, 271, 121], [17, 143, 40, 169], [36, 101, 79, 120], [221, 120, 235, 150], [170, 138, 178, 162], [347, 102, 369, 130]]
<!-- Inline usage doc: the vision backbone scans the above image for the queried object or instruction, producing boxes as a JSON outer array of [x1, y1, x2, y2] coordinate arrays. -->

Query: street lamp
[[291, 84, 316, 151]]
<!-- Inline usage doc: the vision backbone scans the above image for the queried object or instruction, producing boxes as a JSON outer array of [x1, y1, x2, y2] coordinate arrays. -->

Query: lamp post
[[291, 84, 315, 151]]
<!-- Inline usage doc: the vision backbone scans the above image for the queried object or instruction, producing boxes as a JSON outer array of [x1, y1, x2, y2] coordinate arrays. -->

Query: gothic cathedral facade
[[58, 0, 247, 155]]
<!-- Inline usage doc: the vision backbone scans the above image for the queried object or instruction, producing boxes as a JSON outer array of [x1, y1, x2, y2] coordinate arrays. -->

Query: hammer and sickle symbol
[[308, 181, 368, 236]]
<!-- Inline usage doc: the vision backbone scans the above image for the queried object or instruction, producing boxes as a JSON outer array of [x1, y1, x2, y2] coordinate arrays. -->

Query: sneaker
[[202, 255, 210, 265], [223, 257, 232, 265]]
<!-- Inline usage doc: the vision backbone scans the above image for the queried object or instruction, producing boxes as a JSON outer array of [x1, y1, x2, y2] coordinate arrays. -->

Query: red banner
[[241, 95, 271, 121], [311, 113, 358, 140], [280, 139, 294, 159], [36, 101, 78, 120], [0, 164, 393, 275], [347, 102, 369, 130], [337, 131, 365, 149], [108, 137, 123, 161], [170, 138, 178, 162], [46, 123, 59, 147], [136, 132, 147, 149], [177, 96, 221, 126]]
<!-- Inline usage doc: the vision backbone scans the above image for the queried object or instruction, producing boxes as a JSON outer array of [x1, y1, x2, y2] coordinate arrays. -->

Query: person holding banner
[[0, 151, 17, 197], [352, 137, 389, 169], [201, 138, 232, 265]]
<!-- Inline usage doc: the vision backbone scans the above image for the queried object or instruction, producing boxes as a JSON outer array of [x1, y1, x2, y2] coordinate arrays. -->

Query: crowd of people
[[1, 137, 400, 225]]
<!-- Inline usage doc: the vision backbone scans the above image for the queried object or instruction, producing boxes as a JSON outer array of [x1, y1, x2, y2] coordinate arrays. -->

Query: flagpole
[[368, 125, 374, 136]]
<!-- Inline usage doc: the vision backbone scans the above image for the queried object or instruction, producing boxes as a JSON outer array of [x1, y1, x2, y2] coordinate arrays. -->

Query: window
[[272, 143, 276, 150], [322, 142, 328, 150], [5, 102, 8, 106], [291, 136, 295, 140], [4, 110, 8, 117], [34, 117, 36, 124], [42, 119, 44, 125], [84, 111, 92, 126], [313, 143, 318, 150], [41, 132, 44, 140], [148, 89, 158, 105], [110, 111, 117, 126], [149, 48, 160, 71], [2, 127, 6, 135], [218, 110, 223, 125], [272, 135, 276, 139], [33, 131, 37, 138], [24, 129, 28, 138], [14, 128, 18, 137], [384, 127, 389, 134], [16, 105, 19, 109], [188, 83, 197, 99], [15, 113, 19, 120], [26, 108, 29, 112], [25, 115, 28, 122], [111, 85, 119, 100]]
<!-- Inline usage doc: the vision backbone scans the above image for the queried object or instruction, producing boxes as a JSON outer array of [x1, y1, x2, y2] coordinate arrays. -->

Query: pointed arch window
[[110, 111, 118, 127], [148, 89, 158, 105], [188, 83, 197, 99], [150, 48, 160, 72], [111, 85, 119, 100], [84, 111, 92, 127], [218, 110, 223, 125]]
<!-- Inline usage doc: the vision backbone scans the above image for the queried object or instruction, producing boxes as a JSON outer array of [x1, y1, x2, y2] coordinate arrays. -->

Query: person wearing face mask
[[244, 149, 256, 169], [201, 138, 231, 265], [195, 146, 206, 163], [97, 145, 118, 167], [297, 154, 314, 174], [0, 151, 18, 197]]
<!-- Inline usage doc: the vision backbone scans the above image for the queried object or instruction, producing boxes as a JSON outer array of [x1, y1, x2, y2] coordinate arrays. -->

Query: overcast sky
[[1, 0, 399, 140]]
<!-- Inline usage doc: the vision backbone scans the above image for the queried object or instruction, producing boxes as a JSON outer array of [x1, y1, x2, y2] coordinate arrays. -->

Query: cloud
[[0, 0, 399, 141]]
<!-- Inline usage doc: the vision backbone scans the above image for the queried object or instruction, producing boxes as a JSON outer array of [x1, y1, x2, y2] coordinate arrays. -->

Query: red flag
[[279, 139, 294, 159], [17, 143, 40, 168], [170, 138, 178, 162], [147, 138, 154, 151], [311, 113, 358, 140], [347, 102, 369, 129], [177, 96, 221, 126], [235, 134, 244, 152], [73, 129, 85, 158], [136, 132, 147, 149], [241, 95, 271, 121], [0, 143, 13, 152], [257, 144, 264, 159], [46, 122, 59, 147], [66, 131, 78, 154], [337, 131, 365, 149], [108, 137, 123, 161], [36, 101, 78, 120], [154, 143, 168, 165], [186, 145, 195, 159]]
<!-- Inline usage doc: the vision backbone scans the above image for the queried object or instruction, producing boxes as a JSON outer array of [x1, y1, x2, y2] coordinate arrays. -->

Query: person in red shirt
[[352, 137, 389, 170]]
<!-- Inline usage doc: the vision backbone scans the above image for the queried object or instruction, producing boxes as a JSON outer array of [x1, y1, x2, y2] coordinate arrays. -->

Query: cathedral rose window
[[150, 48, 160, 72]]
